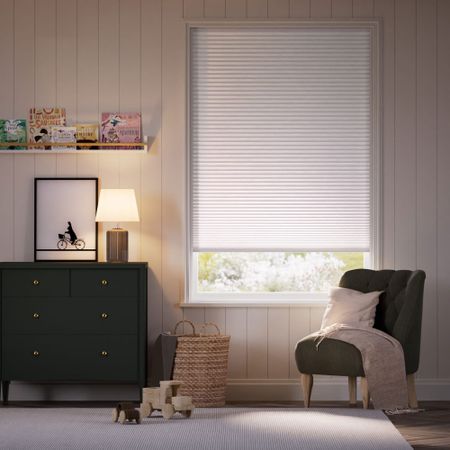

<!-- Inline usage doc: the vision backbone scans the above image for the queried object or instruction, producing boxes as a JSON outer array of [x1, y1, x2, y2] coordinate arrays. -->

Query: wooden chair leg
[[300, 373, 313, 408], [360, 376, 369, 409], [406, 373, 418, 409], [348, 376, 357, 406]]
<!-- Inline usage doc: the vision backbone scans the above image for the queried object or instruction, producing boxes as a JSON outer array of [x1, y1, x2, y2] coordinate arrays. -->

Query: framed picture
[[34, 178, 98, 262]]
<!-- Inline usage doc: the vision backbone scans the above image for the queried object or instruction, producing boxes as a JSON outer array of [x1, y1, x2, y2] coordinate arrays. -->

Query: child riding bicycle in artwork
[[57, 221, 85, 250]]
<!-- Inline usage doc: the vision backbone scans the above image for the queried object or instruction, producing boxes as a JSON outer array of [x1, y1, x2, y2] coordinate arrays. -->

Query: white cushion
[[320, 287, 383, 330]]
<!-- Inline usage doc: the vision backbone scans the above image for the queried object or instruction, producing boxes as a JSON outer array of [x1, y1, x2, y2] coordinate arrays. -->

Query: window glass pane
[[196, 252, 367, 294]]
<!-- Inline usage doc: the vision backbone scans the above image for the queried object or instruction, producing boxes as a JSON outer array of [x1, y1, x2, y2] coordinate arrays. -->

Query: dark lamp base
[[106, 228, 128, 263]]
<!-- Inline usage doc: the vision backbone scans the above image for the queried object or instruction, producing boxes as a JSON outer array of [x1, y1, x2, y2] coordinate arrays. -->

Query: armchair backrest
[[339, 269, 426, 374]]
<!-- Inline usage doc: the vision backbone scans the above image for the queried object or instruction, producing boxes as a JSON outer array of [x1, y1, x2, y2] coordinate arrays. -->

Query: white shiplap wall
[[0, 0, 449, 401]]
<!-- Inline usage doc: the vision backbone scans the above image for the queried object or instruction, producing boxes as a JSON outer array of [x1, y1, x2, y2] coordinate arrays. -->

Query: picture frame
[[34, 178, 98, 262]]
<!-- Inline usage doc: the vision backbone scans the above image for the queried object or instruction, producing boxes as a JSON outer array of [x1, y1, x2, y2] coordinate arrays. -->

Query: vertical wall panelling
[[14, 0, 35, 116], [247, 308, 268, 379], [394, 0, 417, 269], [374, 0, 396, 269], [183, 308, 206, 330], [184, 0, 204, 18], [205, 0, 226, 17], [76, 0, 101, 240], [310, 0, 332, 18], [437, 0, 450, 377], [119, 0, 142, 261], [95, 0, 120, 259], [331, 0, 352, 18], [77, 0, 99, 123], [0, 0, 14, 117], [140, 0, 164, 361], [289, 308, 310, 379], [310, 306, 326, 333], [289, 0, 310, 18], [97, 155, 119, 260], [416, 0, 437, 378], [268, 0, 289, 18], [1, 0, 450, 400], [226, 0, 246, 18], [267, 308, 290, 379], [56, 0, 77, 122], [205, 308, 227, 335], [99, 0, 119, 115], [0, 0, 15, 261], [352, 0, 373, 17], [226, 308, 247, 378], [161, 0, 185, 330], [14, 0, 36, 262], [35, 0, 57, 107], [246, 0, 268, 18]]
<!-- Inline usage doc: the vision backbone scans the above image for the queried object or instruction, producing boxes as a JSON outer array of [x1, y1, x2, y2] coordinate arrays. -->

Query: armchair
[[295, 269, 426, 408]]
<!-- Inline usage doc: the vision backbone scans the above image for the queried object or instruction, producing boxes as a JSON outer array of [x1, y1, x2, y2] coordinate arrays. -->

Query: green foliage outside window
[[197, 252, 365, 293]]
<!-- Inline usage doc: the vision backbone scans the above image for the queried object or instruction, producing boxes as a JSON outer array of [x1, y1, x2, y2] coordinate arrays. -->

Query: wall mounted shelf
[[0, 136, 148, 154]]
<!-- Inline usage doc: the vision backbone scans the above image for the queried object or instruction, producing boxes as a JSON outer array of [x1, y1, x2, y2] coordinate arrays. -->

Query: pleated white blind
[[190, 26, 374, 252]]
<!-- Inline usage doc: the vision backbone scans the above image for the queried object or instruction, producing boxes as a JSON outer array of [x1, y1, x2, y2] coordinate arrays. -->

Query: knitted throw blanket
[[311, 324, 409, 410]]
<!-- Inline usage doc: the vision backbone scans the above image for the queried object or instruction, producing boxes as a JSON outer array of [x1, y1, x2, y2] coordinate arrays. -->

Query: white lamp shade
[[95, 189, 140, 222]]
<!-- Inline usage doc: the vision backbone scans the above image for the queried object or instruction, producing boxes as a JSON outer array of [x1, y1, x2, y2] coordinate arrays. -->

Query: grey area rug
[[0, 407, 411, 450]]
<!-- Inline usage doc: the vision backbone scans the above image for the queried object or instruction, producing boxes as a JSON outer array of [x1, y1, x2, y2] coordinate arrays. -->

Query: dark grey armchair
[[295, 269, 426, 408]]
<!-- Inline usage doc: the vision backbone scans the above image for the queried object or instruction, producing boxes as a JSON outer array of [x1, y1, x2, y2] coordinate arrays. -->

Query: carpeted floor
[[0, 407, 411, 450]]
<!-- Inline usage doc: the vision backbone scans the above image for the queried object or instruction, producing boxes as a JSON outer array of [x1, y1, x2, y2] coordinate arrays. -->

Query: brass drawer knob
[[101, 313, 108, 319], [100, 351, 108, 357], [101, 279, 108, 286], [33, 313, 40, 319], [33, 279, 40, 286], [32, 350, 40, 357]]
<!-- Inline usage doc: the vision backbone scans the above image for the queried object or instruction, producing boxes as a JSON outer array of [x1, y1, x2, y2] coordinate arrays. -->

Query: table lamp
[[95, 188, 140, 262]]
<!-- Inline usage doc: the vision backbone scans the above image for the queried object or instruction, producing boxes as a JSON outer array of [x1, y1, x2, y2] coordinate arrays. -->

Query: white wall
[[0, 0, 449, 401]]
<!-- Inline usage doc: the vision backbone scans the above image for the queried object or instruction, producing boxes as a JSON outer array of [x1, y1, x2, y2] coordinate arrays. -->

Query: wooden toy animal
[[112, 402, 141, 424], [118, 409, 141, 424], [112, 402, 135, 422], [140, 380, 195, 420]]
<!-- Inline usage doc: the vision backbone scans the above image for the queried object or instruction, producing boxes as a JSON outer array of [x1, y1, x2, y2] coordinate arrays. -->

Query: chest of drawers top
[[0, 262, 148, 298]]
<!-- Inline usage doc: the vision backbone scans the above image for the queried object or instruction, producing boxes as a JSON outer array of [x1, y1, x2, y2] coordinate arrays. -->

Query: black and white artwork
[[34, 178, 98, 261]]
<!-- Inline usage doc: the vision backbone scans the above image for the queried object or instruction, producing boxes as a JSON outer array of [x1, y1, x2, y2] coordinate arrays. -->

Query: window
[[188, 23, 380, 302]]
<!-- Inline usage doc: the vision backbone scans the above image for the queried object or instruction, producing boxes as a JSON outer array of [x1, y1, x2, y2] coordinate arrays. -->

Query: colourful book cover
[[75, 123, 99, 149], [51, 126, 77, 150], [29, 107, 66, 148], [0, 119, 27, 149], [101, 113, 141, 149]]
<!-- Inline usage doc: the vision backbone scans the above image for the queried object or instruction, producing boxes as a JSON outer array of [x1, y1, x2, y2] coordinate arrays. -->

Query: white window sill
[[179, 301, 328, 308]]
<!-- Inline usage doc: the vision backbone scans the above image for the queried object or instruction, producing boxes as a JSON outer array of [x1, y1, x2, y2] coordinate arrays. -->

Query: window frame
[[186, 20, 382, 305]]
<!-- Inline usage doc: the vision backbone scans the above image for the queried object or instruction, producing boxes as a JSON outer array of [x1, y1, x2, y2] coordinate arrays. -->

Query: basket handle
[[173, 319, 197, 336], [199, 322, 222, 336]]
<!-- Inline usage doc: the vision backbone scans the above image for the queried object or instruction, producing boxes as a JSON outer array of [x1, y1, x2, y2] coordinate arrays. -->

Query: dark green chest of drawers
[[0, 262, 147, 403]]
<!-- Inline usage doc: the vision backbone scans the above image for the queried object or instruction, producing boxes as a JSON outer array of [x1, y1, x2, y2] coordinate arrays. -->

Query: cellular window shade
[[190, 27, 374, 252]]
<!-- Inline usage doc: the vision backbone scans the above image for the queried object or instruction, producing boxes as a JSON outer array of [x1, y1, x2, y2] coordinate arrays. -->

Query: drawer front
[[3, 297, 137, 334], [71, 269, 138, 297], [2, 335, 138, 381], [2, 269, 69, 297]]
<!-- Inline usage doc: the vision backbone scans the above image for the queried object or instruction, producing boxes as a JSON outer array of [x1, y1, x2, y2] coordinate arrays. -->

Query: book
[[51, 126, 77, 150], [101, 113, 141, 149], [75, 123, 99, 149], [29, 107, 66, 148], [0, 119, 27, 149]]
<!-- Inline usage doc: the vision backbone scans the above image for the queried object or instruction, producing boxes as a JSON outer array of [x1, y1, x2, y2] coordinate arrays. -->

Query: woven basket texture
[[172, 321, 230, 407]]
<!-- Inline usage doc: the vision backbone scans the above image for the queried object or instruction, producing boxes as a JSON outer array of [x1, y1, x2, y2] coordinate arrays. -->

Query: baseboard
[[4, 378, 450, 402], [3, 383, 140, 402], [226, 377, 450, 402]]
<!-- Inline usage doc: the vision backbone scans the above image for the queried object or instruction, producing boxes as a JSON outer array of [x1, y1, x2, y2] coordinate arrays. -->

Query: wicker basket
[[172, 320, 230, 407]]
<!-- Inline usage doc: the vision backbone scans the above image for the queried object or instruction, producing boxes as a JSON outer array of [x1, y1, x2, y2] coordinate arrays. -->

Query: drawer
[[2, 269, 69, 297], [3, 297, 137, 334], [2, 334, 139, 381], [71, 269, 138, 297]]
